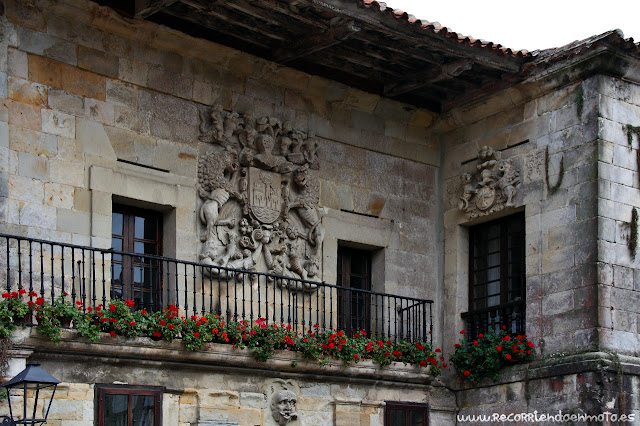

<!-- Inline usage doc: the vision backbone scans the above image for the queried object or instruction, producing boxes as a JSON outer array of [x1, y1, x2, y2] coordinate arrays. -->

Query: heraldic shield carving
[[458, 146, 521, 219], [197, 104, 324, 283]]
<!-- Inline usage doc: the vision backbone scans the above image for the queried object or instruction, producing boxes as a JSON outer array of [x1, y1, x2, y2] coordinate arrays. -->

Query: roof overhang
[[98, 0, 530, 112]]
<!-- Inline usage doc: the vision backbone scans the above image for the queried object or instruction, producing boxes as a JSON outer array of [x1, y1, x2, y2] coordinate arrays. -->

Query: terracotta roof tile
[[356, 0, 532, 57]]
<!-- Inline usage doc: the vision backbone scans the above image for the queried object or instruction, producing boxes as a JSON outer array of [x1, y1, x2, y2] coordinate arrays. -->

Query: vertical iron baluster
[[380, 296, 385, 340], [91, 250, 96, 313], [183, 263, 189, 314], [158, 259, 164, 311], [71, 254, 77, 305], [50, 243, 55, 302], [233, 273, 238, 321], [174, 261, 179, 307], [286, 279, 291, 326], [208, 267, 213, 314], [249, 272, 253, 325], [279, 278, 283, 326], [300, 279, 304, 331], [373, 294, 378, 339], [225, 271, 230, 323], [263, 275, 268, 325], [321, 285, 326, 330], [307, 282, 312, 330], [257, 273, 262, 321], [329, 285, 333, 331], [201, 266, 205, 315], [241, 273, 246, 323], [39, 242, 44, 298], [81, 252, 87, 308], [5, 237, 10, 292], [192, 264, 197, 316], [315, 282, 319, 332], [26, 240, 32, 292], [102, 252, 106, 308], [18, 240, 24, 293], [216, 268, 222, 317], [387, 296, 391, 340], [342, 287, 347, 334], [60, 246, 65, 298], [272, 275, 276, 325], [429, 304, 433, 345]]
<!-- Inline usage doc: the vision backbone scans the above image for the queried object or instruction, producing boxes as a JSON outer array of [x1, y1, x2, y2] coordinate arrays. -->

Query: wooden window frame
[[337, 246, 372, 336], [111, 204, 163, 311], [466, 213, 526, 335], [96, 384, 163, 426], [385, 401, 429, 426]]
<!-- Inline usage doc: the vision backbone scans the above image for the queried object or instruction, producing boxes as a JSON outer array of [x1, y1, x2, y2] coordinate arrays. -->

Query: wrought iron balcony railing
[[0, 233, 433, 343], [461, 300, 526, 338]]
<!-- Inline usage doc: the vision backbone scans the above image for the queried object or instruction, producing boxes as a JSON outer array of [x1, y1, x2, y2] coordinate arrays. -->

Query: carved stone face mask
[[271, 390, 298, 425]]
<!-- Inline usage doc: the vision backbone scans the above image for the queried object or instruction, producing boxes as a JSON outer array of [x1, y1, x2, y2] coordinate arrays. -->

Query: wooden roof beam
[[384, 60, 473, 97], [301, 0, 523, 73], [273, 20, 361, 63], [135, 0, 179, 18]]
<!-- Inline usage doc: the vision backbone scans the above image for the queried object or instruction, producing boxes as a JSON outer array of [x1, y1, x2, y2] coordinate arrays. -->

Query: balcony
[[0, 233, 433, 343], [461, 301, 526, 338]]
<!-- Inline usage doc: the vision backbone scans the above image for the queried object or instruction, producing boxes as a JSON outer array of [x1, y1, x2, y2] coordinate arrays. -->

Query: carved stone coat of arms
[[197, 104, 324, 283], [458, 146, 521, 219]]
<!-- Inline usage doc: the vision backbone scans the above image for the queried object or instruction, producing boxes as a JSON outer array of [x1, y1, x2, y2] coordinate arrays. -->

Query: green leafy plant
[[449, 328, 535, 384], [143, 305, 183, 341], [2, 295, 446, 375]]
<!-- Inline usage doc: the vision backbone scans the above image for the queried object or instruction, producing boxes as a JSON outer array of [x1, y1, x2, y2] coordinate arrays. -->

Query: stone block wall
[[596, 75, 640, 355], [0, 330, 458, 426], [0, 0, 441, 325], [440, 74, 600, 357]]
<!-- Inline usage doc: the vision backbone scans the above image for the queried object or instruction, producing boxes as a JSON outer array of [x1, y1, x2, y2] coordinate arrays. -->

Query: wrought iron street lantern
[[2, 362, 60, 425]]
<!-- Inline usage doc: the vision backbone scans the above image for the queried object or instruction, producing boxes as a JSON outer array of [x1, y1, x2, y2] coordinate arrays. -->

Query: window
[[385, 402, 429, 426], [464, 213, 525, 336], [111, 205, 163, 311], [337, 246, 371, 335], [96, 385, 162, 426]]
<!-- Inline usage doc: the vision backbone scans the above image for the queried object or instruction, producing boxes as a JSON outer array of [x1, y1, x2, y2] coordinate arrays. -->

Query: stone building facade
[[0, 0, 639, 424]]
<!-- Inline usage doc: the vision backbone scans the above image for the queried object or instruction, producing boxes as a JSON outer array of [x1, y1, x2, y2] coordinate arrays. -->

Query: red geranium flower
[[168, 324, 175, 330], [473, 340, 478, 346], [159, 320, 166, 326], [18, 289, 26, 295], [110, 331, 116, 337], [506, 354, 512, 360], [153, 331, 162, 338], [193, 332, 200, 338], [464, 370, 470, 376], [496, 346, 502, 351], [454, 343, 460, 348], [460, 330, 465, 334], [125, 300, 135, 308], [419, 360, 427, 367], [109, 304, 116, 312]]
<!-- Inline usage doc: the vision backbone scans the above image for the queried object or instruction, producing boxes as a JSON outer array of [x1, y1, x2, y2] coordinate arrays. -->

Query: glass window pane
[[350, 276, 367, 290], [104, 394, 128, 426], [408, 410, 425, 426], [112, 213, 123, 236], [389, 409, 405, 426], [350, 256, 368, 275], [134, 216, 146, 239], [132, 395, 155, 425], [111, 264, 122, 284]]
